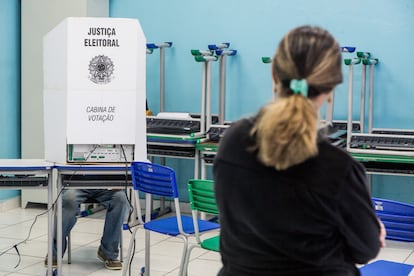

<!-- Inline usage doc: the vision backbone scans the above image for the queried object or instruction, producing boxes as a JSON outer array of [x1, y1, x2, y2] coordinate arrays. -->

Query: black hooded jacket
[[214, 117, 380, 276]]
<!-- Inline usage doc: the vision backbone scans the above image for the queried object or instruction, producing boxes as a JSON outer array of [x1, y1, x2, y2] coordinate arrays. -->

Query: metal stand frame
[[146, 42, 173, 217]]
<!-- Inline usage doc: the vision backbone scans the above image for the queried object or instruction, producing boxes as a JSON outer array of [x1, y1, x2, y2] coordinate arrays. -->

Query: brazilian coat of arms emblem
[[88, 55, 114, 84]]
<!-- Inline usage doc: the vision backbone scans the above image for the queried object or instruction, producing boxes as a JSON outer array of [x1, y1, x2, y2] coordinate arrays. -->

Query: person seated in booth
[[214, 25, 386, 276], [45, 189, 130, 270]]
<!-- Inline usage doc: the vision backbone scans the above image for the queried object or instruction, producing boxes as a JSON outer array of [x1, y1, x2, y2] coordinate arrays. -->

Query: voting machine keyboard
[[206, 124, 230, 142], [350, 128, 414, 152], [348, 129, 414, 174], [146, 117, 201, 135]]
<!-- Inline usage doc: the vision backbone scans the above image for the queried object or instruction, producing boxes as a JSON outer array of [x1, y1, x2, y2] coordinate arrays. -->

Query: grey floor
[[0, 205, 413, 276]]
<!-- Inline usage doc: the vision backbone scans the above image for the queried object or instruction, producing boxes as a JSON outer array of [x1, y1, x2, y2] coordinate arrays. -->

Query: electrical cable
[[120, 144, 143, 276], [83, 144, 99, 162], [0, 168, 84, 269], [128, 236, 136, 276], [0, 182, 67, 267], [120, 144, 139, 276], [120, 145, 135, 222]]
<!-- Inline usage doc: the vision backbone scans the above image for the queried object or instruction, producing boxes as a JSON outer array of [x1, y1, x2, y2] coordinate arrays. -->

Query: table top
[[0, 159, 54, 170], [0, 159, 149, 174], [55, 163, 130, 170], [351, 153, 414, 164]]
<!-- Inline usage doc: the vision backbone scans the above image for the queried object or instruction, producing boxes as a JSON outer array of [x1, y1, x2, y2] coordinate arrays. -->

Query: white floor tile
[[71, 219, 105, 235], [0, 253, 44, 275], [0, 224, 46, 241], [187, 258, 222, 276], [6, 239, 48, 258], [128, 250, 181, 273], [374, 242, 414, 263], [197, 251, 221, 262]]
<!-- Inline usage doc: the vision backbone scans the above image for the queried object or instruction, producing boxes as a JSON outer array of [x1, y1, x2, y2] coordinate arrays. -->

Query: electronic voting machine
[[146, 112, 211, 158], [43, 17, 147, 163]]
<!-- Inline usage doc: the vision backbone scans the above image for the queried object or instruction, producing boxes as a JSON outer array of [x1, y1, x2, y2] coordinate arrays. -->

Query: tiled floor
[[1, 205, 414, 276], [0, 205, 221, 276]]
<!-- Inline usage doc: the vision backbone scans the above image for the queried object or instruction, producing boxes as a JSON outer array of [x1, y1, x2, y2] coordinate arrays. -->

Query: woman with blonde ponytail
[[214, 26, 385, 276]]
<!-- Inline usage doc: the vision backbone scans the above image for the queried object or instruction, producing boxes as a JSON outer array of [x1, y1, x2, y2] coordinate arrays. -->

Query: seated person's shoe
[[97, 247, 122, 270], [44, 255, 57, 268]]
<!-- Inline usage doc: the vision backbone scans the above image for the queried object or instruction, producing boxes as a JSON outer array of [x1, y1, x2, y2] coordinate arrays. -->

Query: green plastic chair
[[183, 179, 220, 275]]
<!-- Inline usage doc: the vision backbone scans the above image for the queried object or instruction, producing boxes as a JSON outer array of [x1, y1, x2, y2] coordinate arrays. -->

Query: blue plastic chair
[[372, 197, 414, 242], [360, 260, 414, 276], [123, 162, 219, 276]]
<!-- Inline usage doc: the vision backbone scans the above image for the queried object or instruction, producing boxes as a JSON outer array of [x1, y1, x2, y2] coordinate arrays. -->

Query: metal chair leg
[[122, 226, 141, 276], [67, 233, 71, 264]]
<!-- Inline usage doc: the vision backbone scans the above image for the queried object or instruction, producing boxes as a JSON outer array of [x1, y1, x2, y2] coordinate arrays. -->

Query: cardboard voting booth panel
[[43, 17, 147, 163]]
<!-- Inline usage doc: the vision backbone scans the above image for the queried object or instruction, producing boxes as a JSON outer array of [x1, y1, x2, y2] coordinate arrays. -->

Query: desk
[[147, 134, 202, 179], [0, 159, 54, 276], [54, 163, 131, 276], [196, 142, 218, 179], [351, 153, 414, 176], [197, 141, 414, 179]]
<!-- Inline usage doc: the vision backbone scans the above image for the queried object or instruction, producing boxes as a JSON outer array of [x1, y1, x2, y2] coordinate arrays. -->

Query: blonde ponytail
[[253, 95, 318, 170], [251, 25, 342, 170]]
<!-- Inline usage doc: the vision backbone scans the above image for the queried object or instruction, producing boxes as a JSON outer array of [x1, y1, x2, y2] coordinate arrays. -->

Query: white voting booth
[[43, 17, 147, 163]]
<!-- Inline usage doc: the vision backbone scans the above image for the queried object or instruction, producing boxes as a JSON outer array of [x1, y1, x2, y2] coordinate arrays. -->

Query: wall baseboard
[[0, 196, 20, 212]]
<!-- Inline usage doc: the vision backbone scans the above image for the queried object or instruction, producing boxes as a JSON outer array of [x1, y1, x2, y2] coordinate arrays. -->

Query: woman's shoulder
[[319, 139, 351, 159], [228, 116, 255, 130], [317, 140, 365, 174], [215, 117, 257, 160], [220, 117, 255, 140]]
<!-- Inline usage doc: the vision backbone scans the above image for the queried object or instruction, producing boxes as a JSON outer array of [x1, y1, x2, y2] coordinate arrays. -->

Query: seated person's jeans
[[52, 189, 130, 260]]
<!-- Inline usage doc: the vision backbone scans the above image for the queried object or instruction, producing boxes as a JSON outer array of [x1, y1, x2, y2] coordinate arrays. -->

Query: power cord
[[120, 144, 142, 276], [0, 169, 84, 269], [83, 144, 99, 162], [0, 182, 66, 268]]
